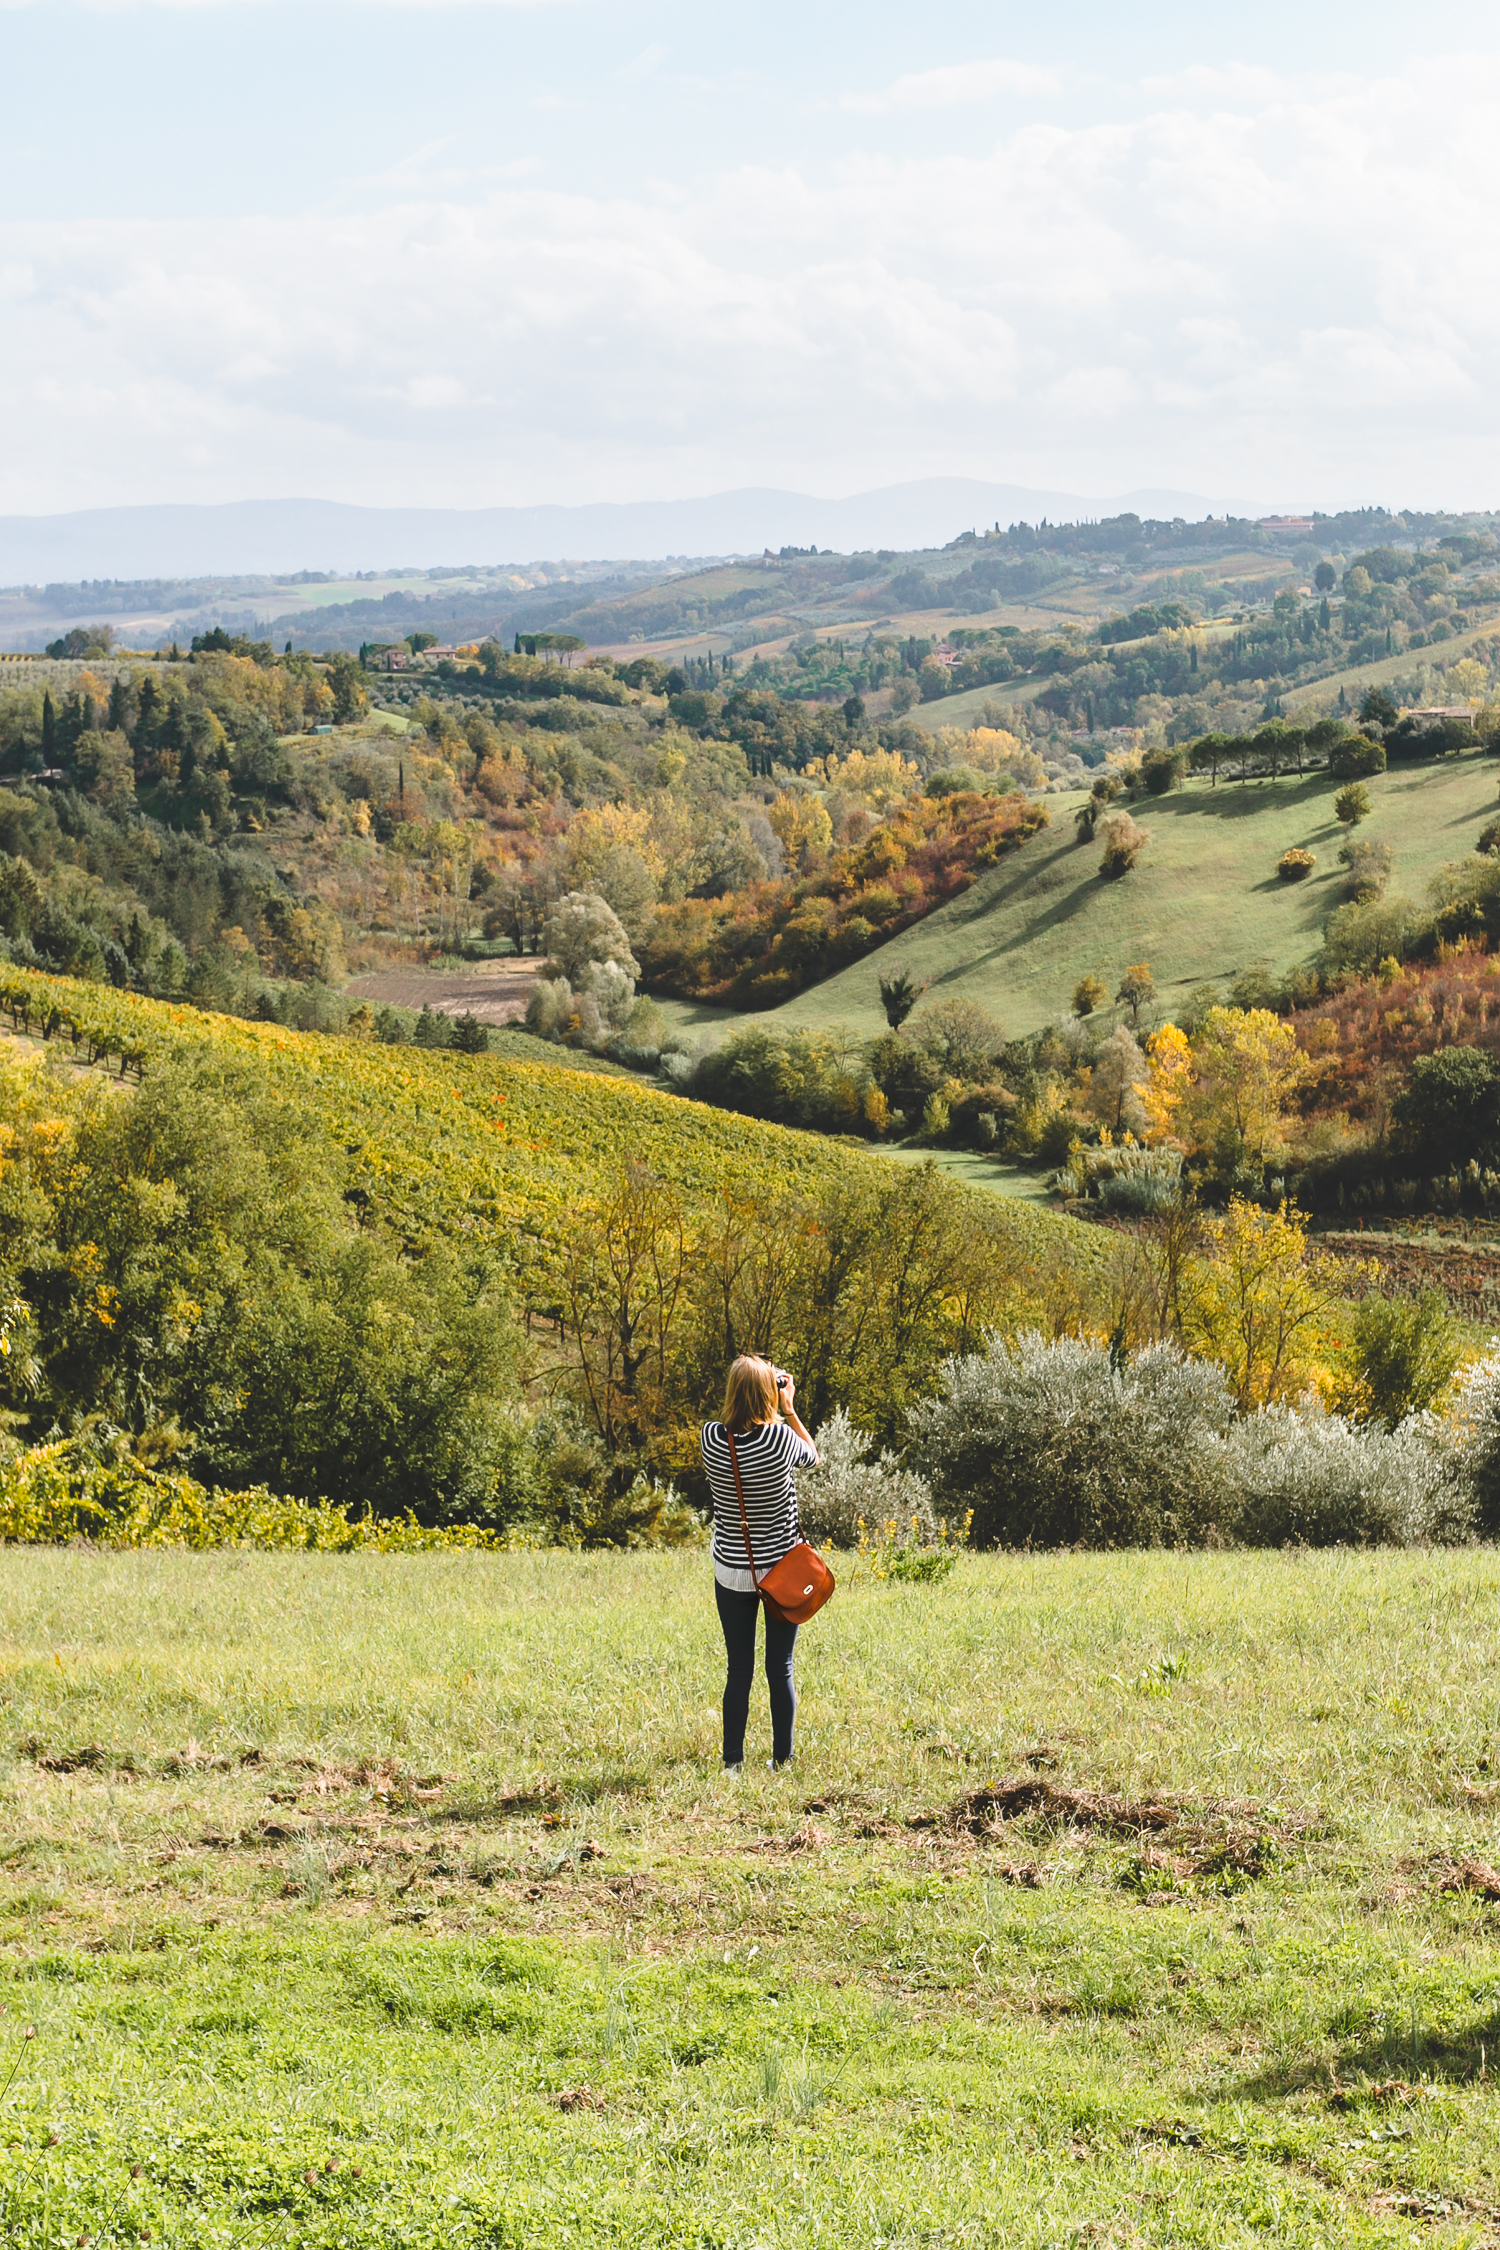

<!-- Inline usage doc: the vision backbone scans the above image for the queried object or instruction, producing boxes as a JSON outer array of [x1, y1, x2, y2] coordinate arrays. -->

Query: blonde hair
[[722, 1355, 779, 1435]]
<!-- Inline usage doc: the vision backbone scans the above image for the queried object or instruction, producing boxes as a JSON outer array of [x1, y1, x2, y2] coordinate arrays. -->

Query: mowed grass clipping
[[4, 1551, 1500, 2245], [745, 751, 1500, 1045]]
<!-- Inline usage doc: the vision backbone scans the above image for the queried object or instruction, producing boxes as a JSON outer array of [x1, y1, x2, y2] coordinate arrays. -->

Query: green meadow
[[4, 1549, 1500, 2246], [749, 751, 1500, 1046]]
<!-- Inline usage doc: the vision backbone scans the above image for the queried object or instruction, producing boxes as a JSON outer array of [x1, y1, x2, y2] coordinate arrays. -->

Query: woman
[[701, 1355, 818, 1771]]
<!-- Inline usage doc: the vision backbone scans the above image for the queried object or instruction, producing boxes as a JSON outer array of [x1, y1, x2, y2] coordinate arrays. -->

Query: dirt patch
[[1431, 1854, 1500, 1901], [923, 1777, 1306, 1887], [925, 1778, 1183, 1838], [752, 1821, 831, 1855], [345, 958, 545, 1024]]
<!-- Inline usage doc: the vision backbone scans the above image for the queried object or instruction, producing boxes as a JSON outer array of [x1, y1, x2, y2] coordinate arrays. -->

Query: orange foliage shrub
[[640, 790, 1048, 1004], [1291, 948, 1500, 1122]]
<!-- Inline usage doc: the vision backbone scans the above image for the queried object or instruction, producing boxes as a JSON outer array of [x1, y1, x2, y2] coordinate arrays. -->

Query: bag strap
[[725, 1430, 764, 1596]]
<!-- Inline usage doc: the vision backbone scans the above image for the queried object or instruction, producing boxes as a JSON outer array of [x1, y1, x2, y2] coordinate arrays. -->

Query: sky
[[3, 0, 1500, 522]]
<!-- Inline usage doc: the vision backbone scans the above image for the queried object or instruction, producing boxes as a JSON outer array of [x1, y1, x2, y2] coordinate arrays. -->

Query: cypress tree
[[41, 691, 55, 765], [136, 675, 159, 748]]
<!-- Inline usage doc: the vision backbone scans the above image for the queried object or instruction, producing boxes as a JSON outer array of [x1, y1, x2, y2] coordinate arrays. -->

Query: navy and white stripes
[[701, 1418, 816, 1588]]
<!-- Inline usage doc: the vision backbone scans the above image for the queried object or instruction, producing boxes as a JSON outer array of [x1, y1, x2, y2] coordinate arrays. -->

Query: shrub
[[1277, 848, 1316, 882], [796, 1408, 938, 1548], [905, 1334, 1476, 1551], [1479, 818, 1500, 856], [1392, 1046, 1500, 1170], [1387, 715, 1478, 760], [1328, 735, 1386, 781], [525, 976, 575, 1041], [907, 1332, 1236, 1548], [544, 891, 639, 986], [1338, 839, 1392, 901], [920, 1091, 951, 1139], [1341, 1289, 1463, 1430], [0, 1443, 502, 1550], [1319, 894, 1420, 980], [1072, 974, 1108, 1017], [1098, 810, 1150, 879], [684, 1024, 874, 1135], [1226, 1404, 1469, 1547], [1141, 748, 1186, 795], [1447, 1349, 1500, 1536], [1334, 783, 1372, 829], [1064, 1142, 1184, 1214]]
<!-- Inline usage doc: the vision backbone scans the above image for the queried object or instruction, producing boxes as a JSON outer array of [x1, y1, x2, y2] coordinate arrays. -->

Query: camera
[[774, 1367, 790, 1392]]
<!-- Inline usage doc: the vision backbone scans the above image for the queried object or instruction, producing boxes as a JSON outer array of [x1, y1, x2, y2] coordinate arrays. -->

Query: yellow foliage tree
[[929, 725, 1045, 787], [1140, 1021, 1192, 1143], [563, 803, 662, 886], [1179, 1198, 1347, 1410], [813, 746, 922, 810], [1187, 1006, 1308, 1173], [768, 791, 834, 867]]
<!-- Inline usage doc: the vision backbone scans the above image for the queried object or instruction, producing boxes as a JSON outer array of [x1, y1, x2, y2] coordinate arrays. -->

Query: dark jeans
[[716, 1580, 798, 1766]]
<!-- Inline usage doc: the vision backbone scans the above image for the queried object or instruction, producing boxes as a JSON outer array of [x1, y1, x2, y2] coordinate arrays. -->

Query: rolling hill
[[730, 749, 1500, 1045], [0, 966, 1088, 1284]]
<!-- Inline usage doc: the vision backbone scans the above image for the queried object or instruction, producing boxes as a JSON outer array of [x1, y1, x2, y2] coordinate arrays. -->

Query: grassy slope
[[743, 750, 1500, 1045], [2, 1548, 1499, 2247]]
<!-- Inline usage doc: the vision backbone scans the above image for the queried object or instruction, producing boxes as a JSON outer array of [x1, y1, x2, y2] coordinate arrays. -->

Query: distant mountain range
[[0, 481, 1246, 582]]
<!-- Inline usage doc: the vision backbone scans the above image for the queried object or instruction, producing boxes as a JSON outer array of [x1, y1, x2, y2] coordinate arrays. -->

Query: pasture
[[750, 750, 1500, 1046], [2, 1548, 1499, 2246]]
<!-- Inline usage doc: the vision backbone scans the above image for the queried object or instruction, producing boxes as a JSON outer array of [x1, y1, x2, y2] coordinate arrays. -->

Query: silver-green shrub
[[1441, 1347, 1500, 1538], [524, 976, 574, 1041], [907, 1331, 1236, 1548], [798, 1409, 937, 1548], [1227, 1401, 1472, 1547], [906, 1331, 1477, 1550]]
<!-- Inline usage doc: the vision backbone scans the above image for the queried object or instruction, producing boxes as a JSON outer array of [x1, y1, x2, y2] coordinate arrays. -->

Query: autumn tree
[[1140, 1021, 1192, 1143], [559, 1162, 690, 1455], [1116, 962, 1155, 1023], [1187, 1006, 1309, 1177], [1086, 1027, 1149, 1134], [1072, 974, 1108, 1017], [1099, 811, 1150, 878], [1179, 1199, 1347, 1411]]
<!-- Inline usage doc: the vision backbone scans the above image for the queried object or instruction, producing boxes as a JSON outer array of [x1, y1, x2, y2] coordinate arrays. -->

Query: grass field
[[3, 1550, 1500, 2246], [743, 749, 1500, 1046]]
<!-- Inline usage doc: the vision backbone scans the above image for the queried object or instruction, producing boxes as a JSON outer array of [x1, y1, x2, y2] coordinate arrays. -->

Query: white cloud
[[842, 58, 1063, 115], [5, 53, 1500, 511]]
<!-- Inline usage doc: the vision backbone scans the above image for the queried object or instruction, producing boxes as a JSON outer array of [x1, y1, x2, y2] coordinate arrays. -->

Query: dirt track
[[345, 958, 546, 1025]]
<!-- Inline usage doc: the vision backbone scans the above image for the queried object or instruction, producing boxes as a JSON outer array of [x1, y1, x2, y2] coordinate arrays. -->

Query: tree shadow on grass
[[1158, 775, 1337, 824], [926, 865, 1113, 986]]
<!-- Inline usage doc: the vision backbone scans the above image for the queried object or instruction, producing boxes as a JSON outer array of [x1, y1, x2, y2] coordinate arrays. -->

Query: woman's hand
[[776, 1367, 796, 1409]]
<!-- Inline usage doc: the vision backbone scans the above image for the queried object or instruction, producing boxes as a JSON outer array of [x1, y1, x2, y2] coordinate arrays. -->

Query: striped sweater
[[701, 1418, 817, 1591]]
